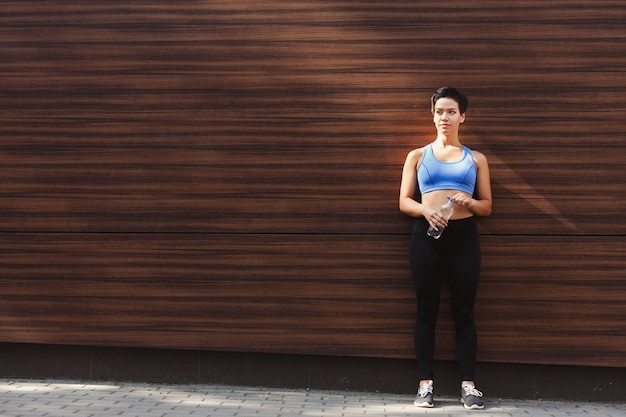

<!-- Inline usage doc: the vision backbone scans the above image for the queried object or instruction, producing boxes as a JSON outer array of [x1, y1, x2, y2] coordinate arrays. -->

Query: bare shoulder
[[470, 149, 489, 166], [405, 147, 425, 166]]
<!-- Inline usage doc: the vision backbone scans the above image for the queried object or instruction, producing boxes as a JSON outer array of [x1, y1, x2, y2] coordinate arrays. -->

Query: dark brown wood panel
[[1, 1, 624, 235], [0, 1, 625, 369], [0, 233, 623, 367], [0, 233, 415, 357], [477, 236, 626, 367]]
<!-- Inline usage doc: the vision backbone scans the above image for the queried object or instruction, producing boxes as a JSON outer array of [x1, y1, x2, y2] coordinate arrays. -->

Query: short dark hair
[[431, 87, 468, 114]]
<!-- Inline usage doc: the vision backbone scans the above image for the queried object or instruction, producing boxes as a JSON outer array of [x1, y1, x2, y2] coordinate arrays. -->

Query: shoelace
[[418, 382, 433, 397], [462, 385, 483, 397]]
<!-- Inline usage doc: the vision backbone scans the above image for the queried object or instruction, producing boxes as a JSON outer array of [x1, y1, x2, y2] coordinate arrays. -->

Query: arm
[[399, 148, 437, 219], [450, 151, 492, 217]]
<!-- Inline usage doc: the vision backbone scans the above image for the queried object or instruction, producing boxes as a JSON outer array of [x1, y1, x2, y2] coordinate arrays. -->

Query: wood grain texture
[[0, 233, 623, 367], [0, 1, 624, 368], [0, 233, 415, 357]]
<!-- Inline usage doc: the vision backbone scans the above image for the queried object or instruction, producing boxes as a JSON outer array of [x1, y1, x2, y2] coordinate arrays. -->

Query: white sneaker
[[414, 381, 434, 408], [461, 384, 484, 410]]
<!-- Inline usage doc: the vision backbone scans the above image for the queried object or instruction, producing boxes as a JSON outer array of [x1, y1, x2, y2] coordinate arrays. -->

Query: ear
[[460, 113, 466, 123]]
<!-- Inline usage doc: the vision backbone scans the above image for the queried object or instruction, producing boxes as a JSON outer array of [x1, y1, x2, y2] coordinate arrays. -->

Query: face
[[433, 97, 465, 135]]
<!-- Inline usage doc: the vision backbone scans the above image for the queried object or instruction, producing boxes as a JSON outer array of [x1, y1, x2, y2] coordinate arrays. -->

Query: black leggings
[[409, 217, 481, 382]]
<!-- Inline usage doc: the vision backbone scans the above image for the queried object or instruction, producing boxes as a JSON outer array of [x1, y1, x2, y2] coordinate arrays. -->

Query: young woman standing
[[399, 87, 492, 409]]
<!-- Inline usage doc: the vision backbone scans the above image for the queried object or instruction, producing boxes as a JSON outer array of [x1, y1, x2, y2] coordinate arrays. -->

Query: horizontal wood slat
[[0, 233, 415, 357], [477, 236, 626, 367], [1, 1, 624, 235], [0, 233, 623, 367], [0, 1, 624, 368]]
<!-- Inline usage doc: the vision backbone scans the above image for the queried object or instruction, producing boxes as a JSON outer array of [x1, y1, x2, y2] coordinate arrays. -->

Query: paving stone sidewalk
[[0, 379, 623, 417]]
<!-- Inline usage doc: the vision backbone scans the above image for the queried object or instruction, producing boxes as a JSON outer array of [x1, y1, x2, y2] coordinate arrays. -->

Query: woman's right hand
[[424, 206, 447, 231]]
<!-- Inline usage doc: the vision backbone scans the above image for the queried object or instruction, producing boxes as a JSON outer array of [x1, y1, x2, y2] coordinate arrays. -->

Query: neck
[[436, 133, 461, 146]]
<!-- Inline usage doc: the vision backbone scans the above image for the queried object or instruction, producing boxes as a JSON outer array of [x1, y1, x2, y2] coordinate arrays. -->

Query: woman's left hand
[[450, 193, 475, 210]]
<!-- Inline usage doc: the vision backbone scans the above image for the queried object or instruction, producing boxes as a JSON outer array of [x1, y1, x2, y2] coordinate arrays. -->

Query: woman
[[399, 87, 492, 410]]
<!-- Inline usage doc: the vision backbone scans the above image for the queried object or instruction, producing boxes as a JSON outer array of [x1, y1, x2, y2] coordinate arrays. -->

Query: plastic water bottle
[[427, 197, 454, 239]]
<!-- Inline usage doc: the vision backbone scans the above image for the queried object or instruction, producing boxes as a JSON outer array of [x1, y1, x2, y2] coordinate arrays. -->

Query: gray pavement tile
[[0, 379, 624, 417]]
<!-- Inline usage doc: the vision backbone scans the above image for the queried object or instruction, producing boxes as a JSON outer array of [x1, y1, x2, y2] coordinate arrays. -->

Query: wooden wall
[[0, 1, 624, 369]]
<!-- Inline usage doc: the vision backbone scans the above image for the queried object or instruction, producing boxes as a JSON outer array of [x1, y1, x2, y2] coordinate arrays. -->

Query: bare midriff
[[422, 189, 474, 220]]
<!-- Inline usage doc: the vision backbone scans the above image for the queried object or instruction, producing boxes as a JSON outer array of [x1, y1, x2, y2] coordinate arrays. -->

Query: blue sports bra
[[417, 144, 477, 195]]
